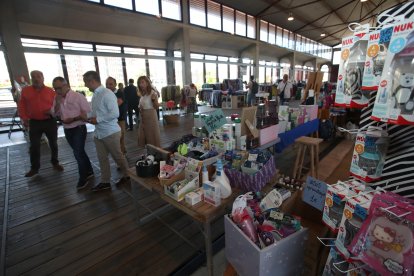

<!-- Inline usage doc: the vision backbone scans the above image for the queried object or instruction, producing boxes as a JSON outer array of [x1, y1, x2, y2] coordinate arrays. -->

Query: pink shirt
[[52, 90, 91, 129]]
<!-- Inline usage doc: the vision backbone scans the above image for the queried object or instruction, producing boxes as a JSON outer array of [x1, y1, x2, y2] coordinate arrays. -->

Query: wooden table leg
[[316, 144, 320, 178], [204, 221, 214, 276], [298, 145, 306, 179]]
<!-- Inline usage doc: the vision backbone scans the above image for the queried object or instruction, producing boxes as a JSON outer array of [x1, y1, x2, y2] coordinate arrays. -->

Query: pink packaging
[[348, 193, 414, 275], [259, 124, 279, 146]]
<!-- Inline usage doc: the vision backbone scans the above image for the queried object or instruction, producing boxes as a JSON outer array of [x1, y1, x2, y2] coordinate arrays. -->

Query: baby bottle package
[[323, 182, 358, 233], [350, 126, 389, 182], [372, 19, 414, 125], [335, 193, 373, 259], [335, 25, 369, 108], [362, 27, 393, 91]]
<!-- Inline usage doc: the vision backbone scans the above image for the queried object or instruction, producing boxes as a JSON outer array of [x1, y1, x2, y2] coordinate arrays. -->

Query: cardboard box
[[225, 215, 308, 276], [259, 124, 279, 146], [164, 176, 199, 201], [185, 188, 204, 206]]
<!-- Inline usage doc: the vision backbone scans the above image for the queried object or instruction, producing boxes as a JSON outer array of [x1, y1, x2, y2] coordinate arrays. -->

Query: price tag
[[302, 176, 328, 211]]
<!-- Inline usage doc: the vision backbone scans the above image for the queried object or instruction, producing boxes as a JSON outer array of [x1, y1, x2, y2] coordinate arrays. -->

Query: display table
[[275, 119, 319, 153], [128, 168, 240, 276]]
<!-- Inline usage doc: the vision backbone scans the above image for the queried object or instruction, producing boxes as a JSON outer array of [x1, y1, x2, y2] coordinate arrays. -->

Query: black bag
[[252, 81, 259, 94], [319, 119, 334, 140]]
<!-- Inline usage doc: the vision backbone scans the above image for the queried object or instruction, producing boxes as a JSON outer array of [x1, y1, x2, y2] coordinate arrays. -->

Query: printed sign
[[302, 176, 328, 211], [201, 109, 227, 133]]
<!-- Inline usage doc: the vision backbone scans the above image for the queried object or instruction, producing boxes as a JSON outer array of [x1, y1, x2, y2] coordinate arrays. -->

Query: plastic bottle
[[215, 159, 232, 198], [234, 118, 241, 138], [202, 165, 209, 184]]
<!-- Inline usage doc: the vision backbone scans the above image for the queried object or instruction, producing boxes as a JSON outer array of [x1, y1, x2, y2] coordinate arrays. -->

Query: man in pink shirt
[[52, 77, 94, 190]]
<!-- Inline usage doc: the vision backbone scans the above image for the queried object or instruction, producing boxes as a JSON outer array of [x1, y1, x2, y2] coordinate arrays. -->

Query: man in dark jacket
[[124, 79, 140, 130]]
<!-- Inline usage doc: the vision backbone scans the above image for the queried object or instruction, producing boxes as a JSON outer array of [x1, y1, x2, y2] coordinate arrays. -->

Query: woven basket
[[164, 114, 179, 124]]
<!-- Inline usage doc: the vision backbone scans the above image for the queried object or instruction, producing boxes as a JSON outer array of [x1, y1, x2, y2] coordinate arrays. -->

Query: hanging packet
[[348, 193, 414, 276], [349, 126, 389, 182], [362, 27, 393, 92], [335, 24, 370, 108], [372, 19, 414, 125]]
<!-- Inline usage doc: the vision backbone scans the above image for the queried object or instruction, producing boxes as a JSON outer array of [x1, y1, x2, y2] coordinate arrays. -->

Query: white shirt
[[139, 90, 158, 110], [277, 81, 293, 99]]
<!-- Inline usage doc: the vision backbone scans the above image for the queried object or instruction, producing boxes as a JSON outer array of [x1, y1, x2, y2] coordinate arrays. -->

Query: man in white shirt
[[277, 74, 293, 104]]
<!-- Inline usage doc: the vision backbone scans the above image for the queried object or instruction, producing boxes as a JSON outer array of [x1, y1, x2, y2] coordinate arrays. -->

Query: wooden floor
[[0, 114, 228, 275]]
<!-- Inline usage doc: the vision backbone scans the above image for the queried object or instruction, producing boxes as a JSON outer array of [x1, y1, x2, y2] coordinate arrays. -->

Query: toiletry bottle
[[215, 159, 232, 198], [202, 165, 209, 184]]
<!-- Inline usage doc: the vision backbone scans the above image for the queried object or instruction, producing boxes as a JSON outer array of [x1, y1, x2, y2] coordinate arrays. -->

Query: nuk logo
[[342, 38, 353, 46], [370, 33, 380, 40], [380, 80, 387, 87], [356, 135, 365, 142], [394, 22, 413, 33], [338, 75, 343, 80], [365, 61, 370, 67]]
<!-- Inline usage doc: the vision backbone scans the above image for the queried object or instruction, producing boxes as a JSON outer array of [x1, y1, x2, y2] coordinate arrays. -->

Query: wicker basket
[[164, 114, 179, 124]]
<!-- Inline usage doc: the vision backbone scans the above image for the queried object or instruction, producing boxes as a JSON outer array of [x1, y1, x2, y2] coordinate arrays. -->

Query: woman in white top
[[137, 76, 161, 147]]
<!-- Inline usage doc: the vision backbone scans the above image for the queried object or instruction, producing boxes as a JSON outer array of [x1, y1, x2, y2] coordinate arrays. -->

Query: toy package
[[350, 126, 389, 182], [372, 20, 414, 125], [349, 193, 414, 276], [362, 27, 393, 91], [335, 25, 369, 108]]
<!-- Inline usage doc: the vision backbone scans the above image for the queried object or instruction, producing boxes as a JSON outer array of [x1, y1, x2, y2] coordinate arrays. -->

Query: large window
[[24, 53, 63, 87], [191, 61, 204, 87], [135, 0, 159, 15], [207, 0, 221, 31], [269, 24, 275, 45], [205, 62, 217, 83], [218, 63, 228, 82], [235, 11, 246, 36], [229, 64, 237, 79], [161, 0, 181, 20], [174, 60, 183, 87], [104, 0, 132, 10], [148, 59, 167, 89], [65, 55, 96, 92], [260, 21, 268, 42], [0, 51, 10, 88], [247, 15, 256, 39], [222, 6, 235, 34], [276, 27, 283, 46], [97, 56, 123, 86], [190, 0, 206, 27], [125, 58, 146, 83]]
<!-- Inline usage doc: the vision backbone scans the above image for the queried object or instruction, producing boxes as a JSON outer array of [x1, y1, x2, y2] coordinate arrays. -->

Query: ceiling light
[[321, 33, 326, 37], [360, 0, 368, 2], [287, 12, 294, 21]]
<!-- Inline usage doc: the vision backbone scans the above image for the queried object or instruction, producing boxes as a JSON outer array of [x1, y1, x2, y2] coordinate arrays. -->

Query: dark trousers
[[64, 124, 93, 181], [29, 118, 59, 171], [127, 104, 139, 130]]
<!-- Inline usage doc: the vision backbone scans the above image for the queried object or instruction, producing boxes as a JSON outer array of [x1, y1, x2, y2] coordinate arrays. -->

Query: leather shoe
[[25, 170, 38, 177], [53, 164, 64, 172], [115, 176, 130, 186]]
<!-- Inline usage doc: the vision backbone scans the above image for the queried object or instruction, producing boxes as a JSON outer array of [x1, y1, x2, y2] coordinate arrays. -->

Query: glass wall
[[125, 58, 146, 83], [0, 51, 10, 88], [97, 56, 124, 85], [148, 59, 167, 89], [191, 61, 204, 88], [24, 53, 63, 86], [65, 55, 96, 92]]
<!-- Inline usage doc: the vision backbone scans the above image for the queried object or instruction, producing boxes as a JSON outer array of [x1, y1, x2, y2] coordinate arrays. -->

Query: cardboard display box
[[225, 215, 308, 276]]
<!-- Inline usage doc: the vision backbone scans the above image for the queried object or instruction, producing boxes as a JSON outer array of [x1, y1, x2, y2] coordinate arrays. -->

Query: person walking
[[106, 77, 127, 155], [124, 79, 139, 131], [51, 77, 94, 189], [277, 74, 293, 105], [83, 71, 130, 191], [18, 70, 64, 177], [137, 76, 161, 147]]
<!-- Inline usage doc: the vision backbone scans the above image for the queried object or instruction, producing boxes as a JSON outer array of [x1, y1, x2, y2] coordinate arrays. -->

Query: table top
[[128, 168, 240, 224]]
